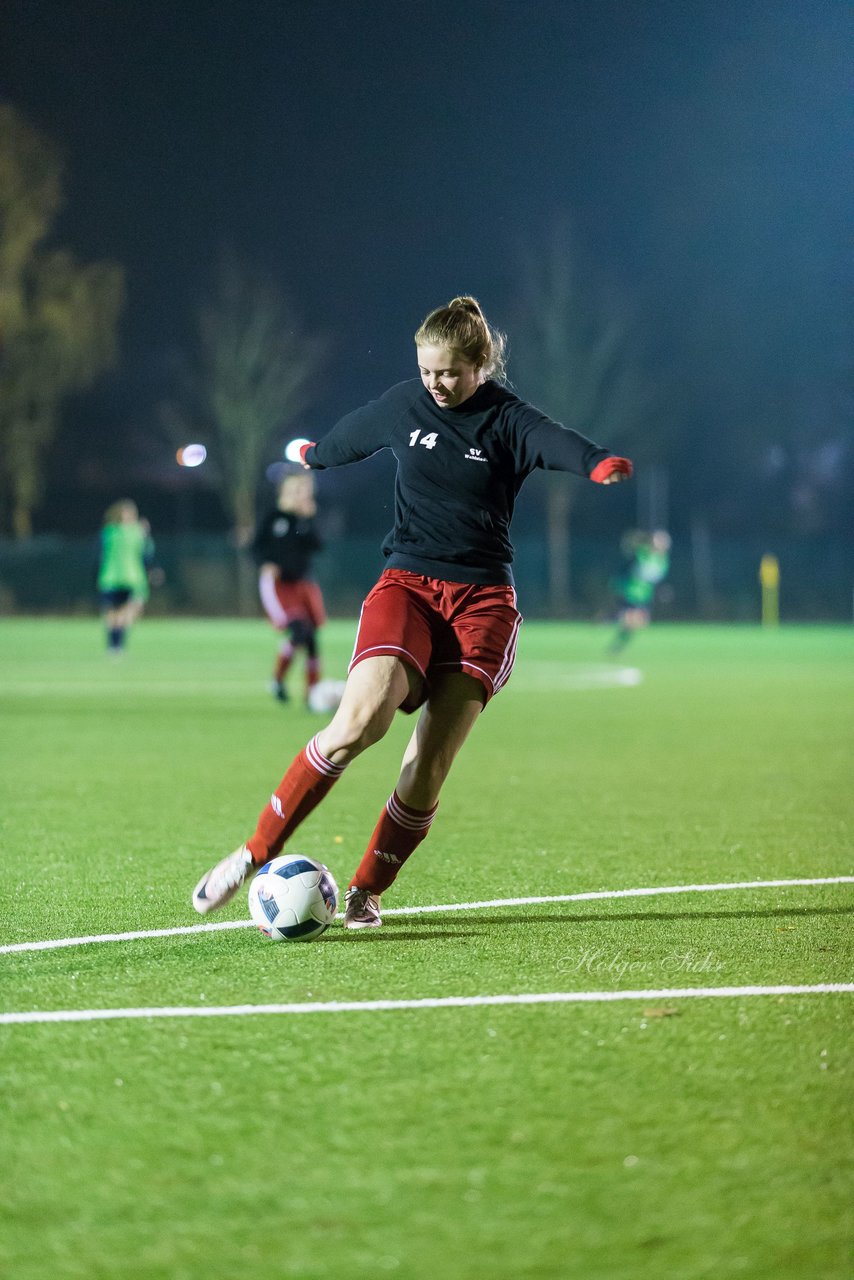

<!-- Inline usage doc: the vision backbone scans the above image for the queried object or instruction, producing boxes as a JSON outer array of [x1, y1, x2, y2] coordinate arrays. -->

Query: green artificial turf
[[1, 618, 852, 1279]]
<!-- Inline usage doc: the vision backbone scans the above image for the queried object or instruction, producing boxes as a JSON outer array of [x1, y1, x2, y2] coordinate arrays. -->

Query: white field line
[[1, 876, 852, 956], [508, 664, 643, 691], [0, 681, 264, 698], [2, 985, 852, 1026], [0, 666, 642, 698]]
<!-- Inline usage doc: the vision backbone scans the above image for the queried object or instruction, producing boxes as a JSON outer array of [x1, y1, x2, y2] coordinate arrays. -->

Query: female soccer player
[[192, 297, 632, 927], [251, 468, 326, 705]]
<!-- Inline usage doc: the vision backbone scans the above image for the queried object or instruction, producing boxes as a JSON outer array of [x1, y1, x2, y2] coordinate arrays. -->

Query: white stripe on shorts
[[348, 644, 427, 678], [493, 609, 523, 693]]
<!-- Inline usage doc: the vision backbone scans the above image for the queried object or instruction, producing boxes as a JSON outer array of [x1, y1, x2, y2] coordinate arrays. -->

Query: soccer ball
[[307, 679, 347, 715], [247, 854, 339, 942]]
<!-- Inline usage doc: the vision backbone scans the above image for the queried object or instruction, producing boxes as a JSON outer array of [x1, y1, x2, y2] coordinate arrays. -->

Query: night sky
[[1, 0, 850, 535]]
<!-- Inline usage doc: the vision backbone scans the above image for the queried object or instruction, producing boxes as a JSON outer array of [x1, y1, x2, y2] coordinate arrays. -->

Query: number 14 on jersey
[[409, 430, 438, 450]]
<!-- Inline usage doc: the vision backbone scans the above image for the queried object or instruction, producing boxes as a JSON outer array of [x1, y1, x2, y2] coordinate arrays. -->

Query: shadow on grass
[[377, 903, 854, 931], [322, 928, 487, 944]]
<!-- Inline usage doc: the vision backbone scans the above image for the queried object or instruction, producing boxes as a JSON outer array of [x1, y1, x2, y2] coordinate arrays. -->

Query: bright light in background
[[284, 437, 311, 464], [176, 443, 207, 468]]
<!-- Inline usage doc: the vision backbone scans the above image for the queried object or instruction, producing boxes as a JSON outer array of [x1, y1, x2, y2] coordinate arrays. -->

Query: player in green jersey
[[608, 529, 671, 654], [97, 500, 155, 654]]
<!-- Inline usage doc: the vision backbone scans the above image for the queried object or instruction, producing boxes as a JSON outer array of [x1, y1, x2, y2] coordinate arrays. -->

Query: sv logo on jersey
[[465, 447, 487, 463]]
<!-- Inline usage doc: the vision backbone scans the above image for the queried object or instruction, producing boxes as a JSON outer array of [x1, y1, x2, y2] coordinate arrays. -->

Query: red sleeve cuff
[[299, 442, 315, 465], [590, 456, 633, 483]]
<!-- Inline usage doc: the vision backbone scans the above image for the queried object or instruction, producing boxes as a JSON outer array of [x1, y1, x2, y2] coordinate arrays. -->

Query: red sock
[[306, 657, 321, 691], [349, 791, 439, 894], [246, 735, 346, 864]]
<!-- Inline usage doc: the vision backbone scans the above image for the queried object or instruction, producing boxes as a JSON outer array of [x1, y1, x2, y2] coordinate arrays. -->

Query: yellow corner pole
[[759, 554, 780, 627]]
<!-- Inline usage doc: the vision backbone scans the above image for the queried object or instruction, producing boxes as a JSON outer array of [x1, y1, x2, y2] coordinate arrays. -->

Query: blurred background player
[[608, 528, 671, 654], [251, 466, 326, 705], [96, 499, 156, 655]]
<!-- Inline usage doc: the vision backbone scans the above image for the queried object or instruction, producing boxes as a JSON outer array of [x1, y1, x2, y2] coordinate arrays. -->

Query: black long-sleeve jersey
[[305, 378, 613, 585], [250, 510, 323, 580]]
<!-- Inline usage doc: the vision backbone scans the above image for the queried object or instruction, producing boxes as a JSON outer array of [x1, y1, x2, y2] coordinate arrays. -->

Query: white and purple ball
[[248, 854, 338, 942]]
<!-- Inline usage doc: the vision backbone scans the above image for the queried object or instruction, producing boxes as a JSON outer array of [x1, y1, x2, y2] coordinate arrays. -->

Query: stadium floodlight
[[176, 443, 207, 468], [284, 437, 311, 464]]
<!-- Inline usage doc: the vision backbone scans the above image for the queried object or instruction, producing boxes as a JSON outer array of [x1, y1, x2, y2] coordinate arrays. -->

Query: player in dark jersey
[[251, 468, 326, 704], [192, 296, 632, 928]]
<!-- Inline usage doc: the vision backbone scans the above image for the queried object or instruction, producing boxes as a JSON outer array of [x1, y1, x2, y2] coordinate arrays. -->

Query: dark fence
[[0, 533, 851, 621]]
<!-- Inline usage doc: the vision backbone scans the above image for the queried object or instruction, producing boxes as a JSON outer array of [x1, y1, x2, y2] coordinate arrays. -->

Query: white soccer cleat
[[343, 886, 382, 929], [192, 844, 256, 915]]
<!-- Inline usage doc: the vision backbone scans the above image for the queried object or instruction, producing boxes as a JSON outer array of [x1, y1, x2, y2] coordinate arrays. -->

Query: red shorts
[[349, 569, 522, 705], [259, 573, 326, 631]]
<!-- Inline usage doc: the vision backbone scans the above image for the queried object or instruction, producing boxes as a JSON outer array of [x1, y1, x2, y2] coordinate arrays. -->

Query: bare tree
[[179, 253, 325, 611], [194, 253, 325, 537], [512, 216, 656, 614], [0, 105, 124, 537]]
